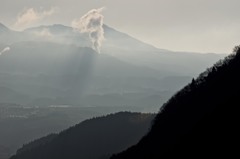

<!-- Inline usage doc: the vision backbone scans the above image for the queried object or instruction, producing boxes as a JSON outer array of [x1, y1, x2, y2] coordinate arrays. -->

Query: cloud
[[0, 47, 10, 55], [14, 7, 57, 30], [72, 7, 105, 53]]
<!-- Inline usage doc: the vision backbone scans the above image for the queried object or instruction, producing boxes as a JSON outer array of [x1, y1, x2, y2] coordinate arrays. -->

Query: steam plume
[[72, 8, 105, 53], [0, 47, 10, 55], [14, 7, 57, 30]]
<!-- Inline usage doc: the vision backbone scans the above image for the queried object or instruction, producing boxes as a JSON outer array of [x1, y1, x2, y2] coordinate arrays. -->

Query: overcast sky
[[1, 0, 240, 53]]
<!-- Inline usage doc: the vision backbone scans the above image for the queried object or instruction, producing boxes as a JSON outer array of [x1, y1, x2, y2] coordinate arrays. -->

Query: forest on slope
[[10, 112, 155, 159], [111, 46, 240, 158]]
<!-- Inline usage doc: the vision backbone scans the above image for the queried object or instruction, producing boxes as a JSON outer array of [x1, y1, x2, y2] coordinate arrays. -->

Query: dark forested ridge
[[10, 112, 155, 159], [111, 46, 240, 159]]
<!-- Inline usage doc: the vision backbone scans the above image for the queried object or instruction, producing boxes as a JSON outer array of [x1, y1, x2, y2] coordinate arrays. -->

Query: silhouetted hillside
[[10, 112, 155, 159], [111, 46, 240, 158]]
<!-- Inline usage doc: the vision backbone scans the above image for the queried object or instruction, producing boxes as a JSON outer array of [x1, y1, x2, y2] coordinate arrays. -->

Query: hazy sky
[[1, 0, 240, 53]]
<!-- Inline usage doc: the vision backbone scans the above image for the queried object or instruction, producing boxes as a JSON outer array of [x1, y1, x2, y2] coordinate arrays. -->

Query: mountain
[[1, 23, 224, 77], [0, 23, 224, 107], [111, 46, 240, 158], [10, 112, 155, 159], [23, 24, 160, 52], [23, 24, 225, 76], [101, 25, 225, 77]]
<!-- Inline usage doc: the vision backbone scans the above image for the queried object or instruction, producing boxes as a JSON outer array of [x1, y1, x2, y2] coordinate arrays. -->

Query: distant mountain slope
[[23, 24, 225, 76], [10, 112, 155, 159], [0, 41, 163, 99], [1, 22, 224, 76], [0, 22, 224, 110], [111, 46, 240, 158], [102, 25, 161, 52], [0, 23, 224, 106], [0, 23, 24, 44], [102, 25, 225, 76]]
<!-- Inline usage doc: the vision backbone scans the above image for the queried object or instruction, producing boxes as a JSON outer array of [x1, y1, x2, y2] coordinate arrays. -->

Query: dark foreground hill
[[111, 46, 240, 159], [10, 112, 155, 159]]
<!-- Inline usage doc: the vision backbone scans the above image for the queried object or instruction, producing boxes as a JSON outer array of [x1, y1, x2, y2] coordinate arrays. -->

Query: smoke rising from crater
[[72, 8, 105, 53]]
